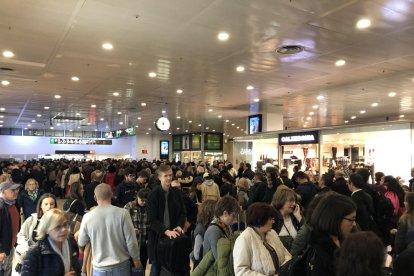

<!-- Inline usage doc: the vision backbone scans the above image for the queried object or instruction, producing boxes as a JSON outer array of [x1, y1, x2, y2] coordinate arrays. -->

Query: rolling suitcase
[[157, 234, 191, 274]]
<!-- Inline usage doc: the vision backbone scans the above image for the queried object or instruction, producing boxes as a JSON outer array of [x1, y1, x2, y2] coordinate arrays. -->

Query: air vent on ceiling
[[53, 116, 84, 121], [276, 45, 304, 55]]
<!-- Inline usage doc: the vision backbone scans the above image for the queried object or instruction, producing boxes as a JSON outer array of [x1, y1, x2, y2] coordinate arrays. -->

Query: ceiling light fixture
[[141, 102, 147, 107], [400, 114, 405, 118], [54, 95, 61, 99], [360, 110, 366, 114], [335, 59, 346, 66], [218, 115, 222, 118], [253, 98, 260, 102], [236, 66, 245, 72], [371, 102, 378, 107], [198, 124, 202, 127], [162, 110, 166, 114], [176, 116, 181, 119], [312, 105, 318, 109], [208, 108, 213, 112], [119, 122, 123, 125], [148, 72, 157, 78], [117, 112, 122, 115], [176, 89, 183, 94], [138, 117, 142, 120], [388, 92, 396, 97], [91, 104, 96, 108], [44, 106, 49, 110], [2, 50, 14, 58], [31, 120, 36, 123], [100, 118, 104, 121], [71, 76, 79, 82], [309, 112, 314, 115], [225, 120, 229, 122], [102, 43, 113, 50], [246, 85, 254, 90], [188, 120, 192, 123], [351, 116, 356, 119], [345, 120, 349, 123], [113, 92, 119, 96], [231, 123, 235, 126], [217, 32, 229, 41], [37, 114, 42, 117], [317, 95, 325, 100], [1, 80, 10, 86], [356, 18, 371, 29]]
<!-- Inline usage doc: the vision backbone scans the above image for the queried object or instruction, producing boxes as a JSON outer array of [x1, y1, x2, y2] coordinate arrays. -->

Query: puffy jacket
[[20, 238, 81, 276]]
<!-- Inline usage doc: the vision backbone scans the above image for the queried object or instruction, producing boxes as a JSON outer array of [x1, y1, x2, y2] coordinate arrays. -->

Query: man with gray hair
[[0, 180, 21, 276], [78, 183, 141, 275]]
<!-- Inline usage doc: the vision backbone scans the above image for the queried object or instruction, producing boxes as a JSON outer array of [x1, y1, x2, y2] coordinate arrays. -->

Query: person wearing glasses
[[0, 180, 21, 276], [114, 167, 139, 207], [20, 208, 81, 276], [306, 193, 356, 276], [233, 203, 291, 275]]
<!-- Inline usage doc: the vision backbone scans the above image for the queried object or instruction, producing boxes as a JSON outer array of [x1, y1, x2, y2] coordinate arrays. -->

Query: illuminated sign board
[[50, 138, 112, 145], [278, 130, 319, 145], [104, 127, 135, 139]]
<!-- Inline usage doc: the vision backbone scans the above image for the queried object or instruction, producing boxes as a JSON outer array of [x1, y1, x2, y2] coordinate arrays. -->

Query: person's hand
[[64, 271, 76, 276], [293, 204, 302, 221], [165, 229, 180, 239], [390, 228, 398, 235], [173, 226, 184, 234], [0, 252, 6, 262], [134, 228, 140, 235], [133, 260, 143, 269], [384, 254, 392, 268]]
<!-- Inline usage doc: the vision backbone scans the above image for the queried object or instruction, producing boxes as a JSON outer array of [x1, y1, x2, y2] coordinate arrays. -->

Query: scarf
[[0, 197, 16, 205], [211, 217, 232, 238], [28, 189, 38, 201]]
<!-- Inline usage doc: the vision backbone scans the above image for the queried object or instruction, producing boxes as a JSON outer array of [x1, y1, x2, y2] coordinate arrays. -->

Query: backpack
[[372, 191, 394, 226], [202, 182, 219, 201]]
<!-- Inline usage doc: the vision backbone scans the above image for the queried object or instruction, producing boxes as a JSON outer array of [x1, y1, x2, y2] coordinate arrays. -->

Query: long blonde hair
[[36, 208, 68, 241]]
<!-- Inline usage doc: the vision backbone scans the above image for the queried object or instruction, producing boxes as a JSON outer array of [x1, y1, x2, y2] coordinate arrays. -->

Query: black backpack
[[372, 191, 394, 225], [279, 246, 315, 276]]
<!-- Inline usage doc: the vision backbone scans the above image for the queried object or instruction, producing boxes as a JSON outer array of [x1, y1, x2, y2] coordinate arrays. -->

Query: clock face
[[155, 117, 170, 131]]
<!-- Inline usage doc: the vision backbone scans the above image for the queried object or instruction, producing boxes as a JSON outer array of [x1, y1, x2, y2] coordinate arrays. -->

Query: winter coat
[[17, 189, 44, 220]]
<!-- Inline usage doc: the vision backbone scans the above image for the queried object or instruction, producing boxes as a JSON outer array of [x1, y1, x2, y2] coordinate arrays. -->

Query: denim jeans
[[149, 261, 161, 276], [92, 261, 130, 276]]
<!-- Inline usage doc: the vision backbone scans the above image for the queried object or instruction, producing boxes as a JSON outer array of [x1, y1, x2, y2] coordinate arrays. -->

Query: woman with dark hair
[[63, 181, 86, 217], [15, 193, 57, 272], [394, 192, 414, 254], [191, 199, 217, 269], [20, 209, 81, 275], [233, 203, 291, 275], [307, 193, 357, 276], [383, 175, 405, 225], [336, 231, 391, 276], [271, 188, 303, 252]]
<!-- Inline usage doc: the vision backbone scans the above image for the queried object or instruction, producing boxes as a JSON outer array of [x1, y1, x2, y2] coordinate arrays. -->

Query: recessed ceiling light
[[188, 120, 192, 123], [241, 129, 244, 131], [168, 132, 171, 135], [141, 103, 147, 107], [162, 110, 166, 114], [356, 18, 371, 29], [236, 126, 240, 129], [371, 102, 378, 107], [185, 130, 188, 132], [360, 110, 366, 114], [56, 123, 61, 126], [388, 92, 396, 97], [54, 95, 61, 99], [0, 115, 4, 118], [91, 104, 96, 108], [236, 66, 245, 72], [176, 89, 183, 94], [37, 114, 42, 117], [231, 123, 235, 126], [208, 108, 213, 112], [0, 108, 5, 111], [213, 130, 216, 132], [225, 120, 229, 122], [119, 122, 123, 125], [50, 127, 54, 129], [76, 113, 81, 116], [137, 117, 142, 120], [24, 127, 28, 130], [218, 115, 222, 118], [312, 105, 318, 109], [206, 127, 209, 130], [246, 85, 254, 90], [71, 76, 79, 82], [87, 123, 91, 125], [335, 59, 346, 66], [217, 32, 229, 41], [0, 125, 3, 127], [351, 116, 356, 119], [345, 120, 349, 123], [400, 114, 405, 118], [0, 121, 3, 123], [176, 127, 180, 130], [149, 128, 152, 131], [253, 98, 260, 102], [100, 118, 104, 121], [146, 132, 149, 135], [102, 43, 113, 50], [306, 117, 311, 120], [148, 72, 157, 78], [113, 92, 119, 96], [198, 124, 202, 127], [2, 50, 14, 58], [135, 125, 139, 128], [309, 112, 314, 115], [317, 95, 325, 100], [1, 80, 10, 86], [31, 120, 36, 123], [44, 106, 49, 110], [117, 112, 122, 115], [176, 116, 181, 119], [69, 129, 73, 132]]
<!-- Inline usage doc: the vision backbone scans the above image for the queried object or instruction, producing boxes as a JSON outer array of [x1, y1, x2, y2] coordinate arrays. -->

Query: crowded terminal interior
[[1, 0, 414, 275]]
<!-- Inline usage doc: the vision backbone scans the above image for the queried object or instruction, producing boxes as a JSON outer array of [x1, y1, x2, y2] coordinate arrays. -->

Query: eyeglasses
[[53, 222, 70, 231], [343, 217, 356, 223]]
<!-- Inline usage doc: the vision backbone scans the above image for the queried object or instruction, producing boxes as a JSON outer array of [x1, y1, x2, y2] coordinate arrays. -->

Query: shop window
[[11, 128, 22, 136]]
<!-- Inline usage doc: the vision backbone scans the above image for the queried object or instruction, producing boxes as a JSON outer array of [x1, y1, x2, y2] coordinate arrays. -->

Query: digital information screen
[[160, 140, 169, 159]]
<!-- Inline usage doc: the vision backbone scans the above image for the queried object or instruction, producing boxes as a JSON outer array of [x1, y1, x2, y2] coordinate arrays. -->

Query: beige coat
[[233, 227, 291, 276]]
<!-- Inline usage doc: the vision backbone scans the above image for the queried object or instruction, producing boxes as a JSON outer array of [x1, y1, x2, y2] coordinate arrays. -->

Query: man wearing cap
[[0, 180, 21, 276]]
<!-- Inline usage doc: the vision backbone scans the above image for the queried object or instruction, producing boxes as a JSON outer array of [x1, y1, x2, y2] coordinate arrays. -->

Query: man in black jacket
[[0, 180, 21, 276], [114, 167, 138, 207], [147, 165, 186, 276], [295, 171, 319, 209], [332, 170, 351, 196], [84, 170, 103, 210], [347, 173, 374, 231]]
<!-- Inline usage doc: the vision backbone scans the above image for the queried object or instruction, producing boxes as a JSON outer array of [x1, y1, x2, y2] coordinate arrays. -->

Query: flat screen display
[[160, 140, 169, 159], [248, 114, 262, 135]]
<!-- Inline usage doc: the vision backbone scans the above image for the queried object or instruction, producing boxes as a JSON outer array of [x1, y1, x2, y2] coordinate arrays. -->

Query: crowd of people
[[0, 158, 414, 275]]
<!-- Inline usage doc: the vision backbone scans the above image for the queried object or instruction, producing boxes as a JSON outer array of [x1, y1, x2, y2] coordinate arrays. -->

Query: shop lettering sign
[[279, 130, 319, 145], [240, 148, 252, 155]]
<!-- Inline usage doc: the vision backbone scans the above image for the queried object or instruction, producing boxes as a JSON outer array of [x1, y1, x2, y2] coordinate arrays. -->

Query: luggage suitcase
[[157, 234, 192, 273]]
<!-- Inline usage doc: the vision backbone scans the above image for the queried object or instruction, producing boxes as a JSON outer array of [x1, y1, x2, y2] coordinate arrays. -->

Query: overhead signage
[[104, 127, 135, 139], [279, 130, 319, 145], [50, 138, 112, 145]]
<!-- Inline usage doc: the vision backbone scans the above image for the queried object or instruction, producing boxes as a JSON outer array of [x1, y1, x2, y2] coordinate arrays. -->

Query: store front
[[278, 130, 320, 177], [320, 123, 413, 183]]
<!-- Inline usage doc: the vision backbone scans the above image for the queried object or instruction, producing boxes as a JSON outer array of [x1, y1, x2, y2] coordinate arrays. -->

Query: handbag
[[278, 246, 314, 276], [279, 223, 294, 252], [65, 199, 82, 233]]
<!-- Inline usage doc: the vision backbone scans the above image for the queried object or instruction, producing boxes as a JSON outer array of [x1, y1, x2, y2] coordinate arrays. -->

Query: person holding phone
[[271, 188, 304, 252]]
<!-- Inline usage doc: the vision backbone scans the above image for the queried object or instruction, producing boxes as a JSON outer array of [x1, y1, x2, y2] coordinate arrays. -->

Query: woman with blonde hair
[[18, 178, 44, 221], [21, 208, 81, 275]]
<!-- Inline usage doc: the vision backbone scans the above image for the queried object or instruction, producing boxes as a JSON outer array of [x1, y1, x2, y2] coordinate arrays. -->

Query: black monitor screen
[[160, 140, 169, 159], [248, 114, 262, 135]]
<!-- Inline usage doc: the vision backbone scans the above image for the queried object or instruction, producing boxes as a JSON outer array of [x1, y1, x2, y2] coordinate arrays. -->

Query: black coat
[[147, 185, 186, 262], [295, 182, 319, 209], [0, 198, 17, 255], [247, 181, 267, 206], [20, 238, 81, 276], [351, 190, 374, 231], [114, 181, 138, 207], [308, 231, 339, 276], [18, 189, 44, 220], [272, 210, 303, 234], [331, 177, 351, 197], [84, 181, 99, 210]]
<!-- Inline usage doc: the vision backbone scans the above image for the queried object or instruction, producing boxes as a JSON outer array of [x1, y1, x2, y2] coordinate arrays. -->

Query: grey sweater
[[78, 205, 140, 268]]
